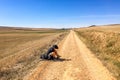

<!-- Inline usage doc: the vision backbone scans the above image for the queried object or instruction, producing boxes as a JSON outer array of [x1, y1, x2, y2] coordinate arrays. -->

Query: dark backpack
[[40, 53, 48, 59]]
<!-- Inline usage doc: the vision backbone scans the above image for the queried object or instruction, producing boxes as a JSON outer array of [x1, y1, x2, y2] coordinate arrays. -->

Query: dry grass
[[0, 28, 68, 80], [75, 25, 120, 80]]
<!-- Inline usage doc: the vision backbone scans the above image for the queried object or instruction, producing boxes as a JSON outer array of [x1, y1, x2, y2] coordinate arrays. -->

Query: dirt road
[[25, 30, 116, 80]]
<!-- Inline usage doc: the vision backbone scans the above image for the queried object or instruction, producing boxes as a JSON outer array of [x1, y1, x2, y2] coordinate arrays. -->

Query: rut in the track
[[26, 31, 116, 80]]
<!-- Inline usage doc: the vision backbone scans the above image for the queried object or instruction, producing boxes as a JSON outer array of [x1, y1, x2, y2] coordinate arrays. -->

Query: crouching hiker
[[40, 45, 60, 60]]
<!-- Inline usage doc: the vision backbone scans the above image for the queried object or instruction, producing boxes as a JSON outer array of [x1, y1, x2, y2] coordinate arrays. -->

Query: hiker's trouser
[[40, 52, 57, 59]]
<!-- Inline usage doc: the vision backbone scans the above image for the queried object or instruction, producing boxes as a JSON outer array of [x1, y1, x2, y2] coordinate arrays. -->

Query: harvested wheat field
[[76, 24, 120, 80], [0, 25, 119, 80], [0, 27, 67, 80]]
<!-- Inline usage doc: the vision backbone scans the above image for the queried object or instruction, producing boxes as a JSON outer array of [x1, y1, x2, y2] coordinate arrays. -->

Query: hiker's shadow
[[53, 58, 71, 62]]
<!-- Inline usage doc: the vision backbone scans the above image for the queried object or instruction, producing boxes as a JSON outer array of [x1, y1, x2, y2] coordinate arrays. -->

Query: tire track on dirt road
[[26, 30, 116, 80]]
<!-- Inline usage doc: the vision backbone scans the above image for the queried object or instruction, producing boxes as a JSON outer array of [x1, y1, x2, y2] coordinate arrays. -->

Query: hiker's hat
[[53, 45, 58, 49]]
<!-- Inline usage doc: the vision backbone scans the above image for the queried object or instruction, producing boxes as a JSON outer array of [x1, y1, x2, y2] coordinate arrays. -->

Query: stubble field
[[75, 24, 120, 80], [0, 27, 68, 80]]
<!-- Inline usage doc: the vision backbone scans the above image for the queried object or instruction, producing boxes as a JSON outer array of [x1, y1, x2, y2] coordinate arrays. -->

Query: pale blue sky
[[0, 0, 120, 28]]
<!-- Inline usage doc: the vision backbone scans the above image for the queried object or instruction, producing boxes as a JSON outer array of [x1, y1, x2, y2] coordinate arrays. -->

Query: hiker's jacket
[[46, 47, 55, 55]]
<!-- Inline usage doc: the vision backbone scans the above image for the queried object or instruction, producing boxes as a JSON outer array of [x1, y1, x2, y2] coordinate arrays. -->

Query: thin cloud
[[78, 15, 120, 18]]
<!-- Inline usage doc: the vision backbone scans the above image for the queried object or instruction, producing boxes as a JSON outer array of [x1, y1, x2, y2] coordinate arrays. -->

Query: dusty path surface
[[25, 31, 116, 80]]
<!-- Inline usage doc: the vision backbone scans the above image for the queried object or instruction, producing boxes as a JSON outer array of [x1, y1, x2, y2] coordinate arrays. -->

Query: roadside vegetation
[[75, 25, 120, 80], [0, 27, 68, 80]]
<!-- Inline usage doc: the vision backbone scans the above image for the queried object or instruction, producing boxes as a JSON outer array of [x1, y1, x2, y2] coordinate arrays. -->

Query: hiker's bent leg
[[48, 53, 54, 60]]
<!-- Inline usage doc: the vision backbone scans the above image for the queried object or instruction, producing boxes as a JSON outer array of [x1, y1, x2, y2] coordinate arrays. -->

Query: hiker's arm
[[54, 50, 60, 57]]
